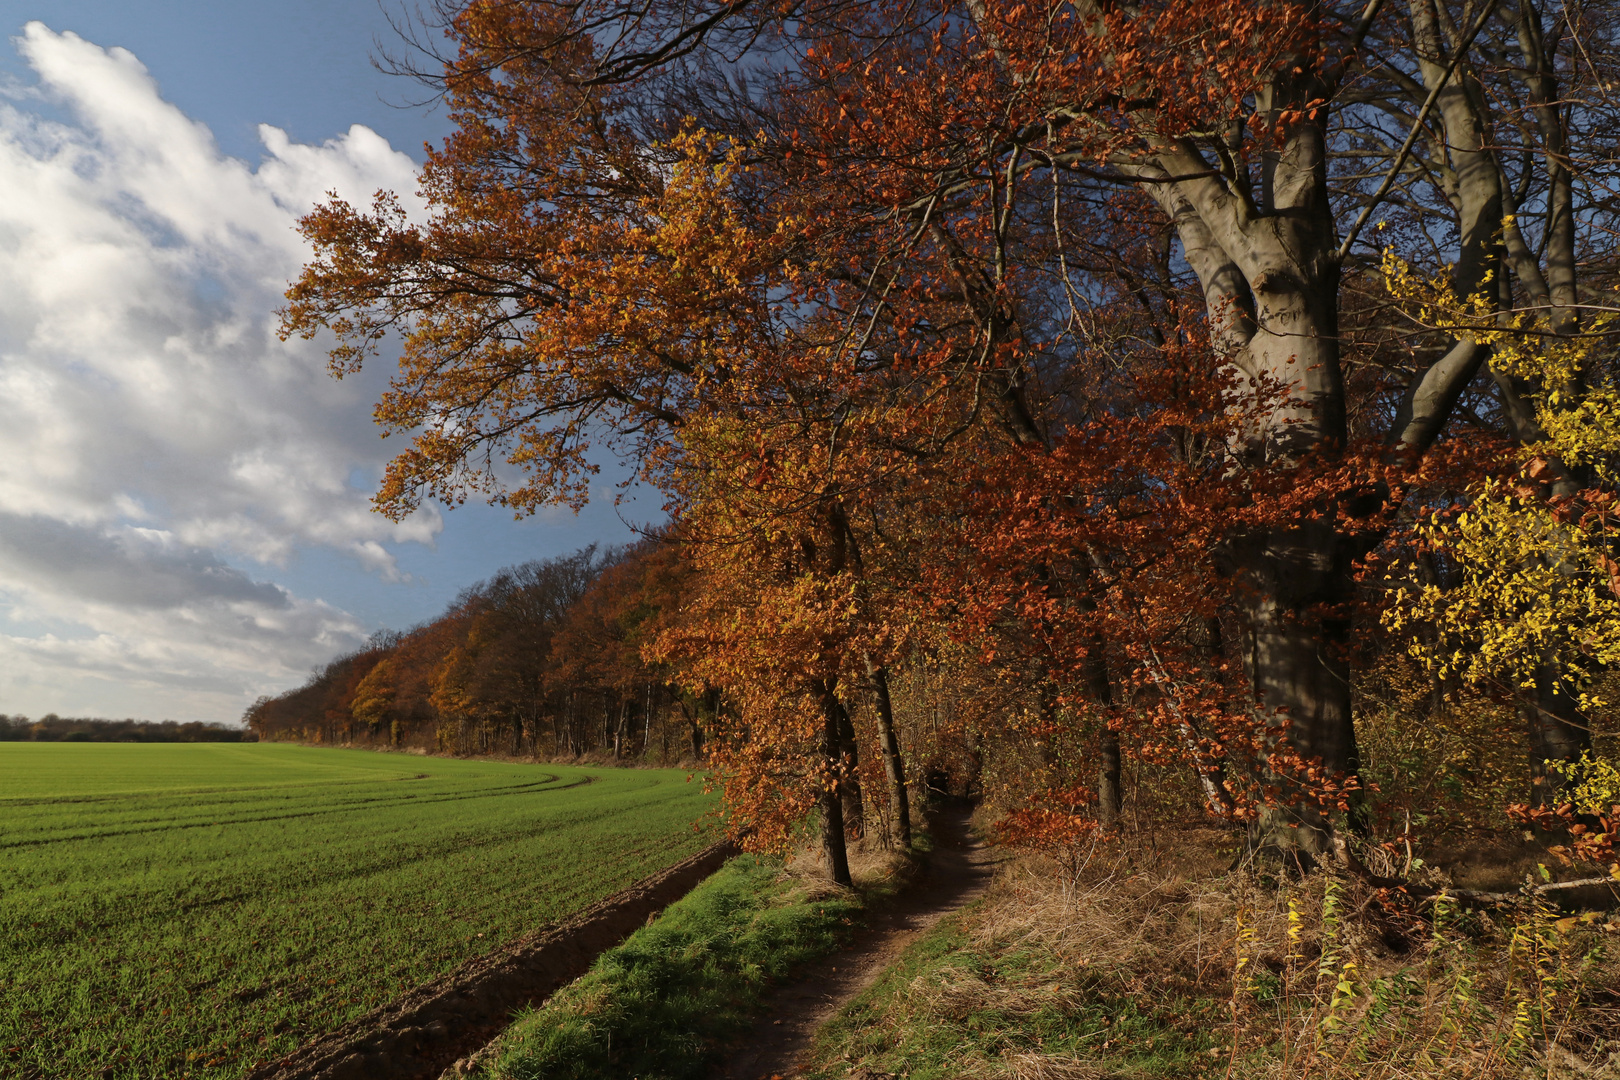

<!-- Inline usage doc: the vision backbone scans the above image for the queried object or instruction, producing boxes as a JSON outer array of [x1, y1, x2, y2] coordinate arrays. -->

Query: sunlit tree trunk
[[1141, 56, 1360, 859]]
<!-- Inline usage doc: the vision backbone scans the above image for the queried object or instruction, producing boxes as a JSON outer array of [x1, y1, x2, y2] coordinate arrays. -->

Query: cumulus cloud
[[0, 24, 438, 721]]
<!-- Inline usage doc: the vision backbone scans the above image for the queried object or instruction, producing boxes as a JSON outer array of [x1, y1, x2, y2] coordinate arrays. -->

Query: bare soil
[[244, 838, 737, 1080], [713, 806, 998, 1080]]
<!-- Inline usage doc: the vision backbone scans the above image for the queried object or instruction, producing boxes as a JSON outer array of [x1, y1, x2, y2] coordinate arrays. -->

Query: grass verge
[[477, 848, 910, 1080], [803, 904, 1223, 1079], [802, 832, 1620, 1080]]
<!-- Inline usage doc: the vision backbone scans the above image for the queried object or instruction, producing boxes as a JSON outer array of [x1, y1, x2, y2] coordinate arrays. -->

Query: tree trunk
[[1134, 48, 1362, 859], [865, 659, 912, 848], [818, 682, 854, 887], [1527, 657, 1591, 806], [1410, 0, 1593, 805], [1098, 730, 1122, 828], [691, 689, 715, 760], [1241, 522, 1360, 860], [1081, 636, 1121, 827], [833, 694, 865, 842], [1150, 109, 1361, 861]]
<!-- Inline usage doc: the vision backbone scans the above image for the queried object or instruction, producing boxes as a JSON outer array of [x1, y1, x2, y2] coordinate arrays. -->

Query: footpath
[[714, 806, 998, 1080], [249, 808, 992, 1080]]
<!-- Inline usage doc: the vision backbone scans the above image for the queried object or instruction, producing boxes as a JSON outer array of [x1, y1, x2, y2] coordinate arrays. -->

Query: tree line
[[0, 715, 254, 742], [246, 544, 712, 761], [274, 0, 1620, 884]]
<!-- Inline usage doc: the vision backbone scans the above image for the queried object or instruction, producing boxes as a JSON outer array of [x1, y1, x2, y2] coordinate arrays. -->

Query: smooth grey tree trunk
[[1408, 0, 1594, 789], [1144, 101, 1357, 859], [948, 0, 1593, 857]]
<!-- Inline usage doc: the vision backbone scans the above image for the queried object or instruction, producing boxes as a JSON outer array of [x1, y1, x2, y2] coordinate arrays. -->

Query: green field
[[0, 743, 717, 1080]]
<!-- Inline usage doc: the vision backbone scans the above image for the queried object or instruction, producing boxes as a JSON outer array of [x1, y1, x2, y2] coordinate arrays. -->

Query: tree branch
[[1336, 0, 1502, 263]]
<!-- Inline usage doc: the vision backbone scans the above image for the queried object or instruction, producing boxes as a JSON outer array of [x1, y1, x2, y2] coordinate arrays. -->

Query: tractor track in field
[[244, 837, 738, 1080]]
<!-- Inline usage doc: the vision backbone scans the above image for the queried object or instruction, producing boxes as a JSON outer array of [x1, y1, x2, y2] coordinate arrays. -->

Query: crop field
[[0, 743, 717, 1080]]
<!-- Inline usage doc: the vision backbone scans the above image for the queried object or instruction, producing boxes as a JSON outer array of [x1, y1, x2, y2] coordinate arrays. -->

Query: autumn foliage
[[247, 544, 709, 760], [277, 0, 1620, 884]]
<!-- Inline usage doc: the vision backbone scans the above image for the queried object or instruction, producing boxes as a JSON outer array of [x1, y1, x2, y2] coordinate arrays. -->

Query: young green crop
[[0, 743, 716, 1080]]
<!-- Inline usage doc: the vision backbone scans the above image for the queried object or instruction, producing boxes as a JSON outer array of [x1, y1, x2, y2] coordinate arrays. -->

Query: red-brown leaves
[[282, 0, 1538, 855]]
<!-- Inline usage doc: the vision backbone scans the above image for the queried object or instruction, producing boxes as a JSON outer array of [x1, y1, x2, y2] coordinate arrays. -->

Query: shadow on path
[[714, 804, 998, 1080]]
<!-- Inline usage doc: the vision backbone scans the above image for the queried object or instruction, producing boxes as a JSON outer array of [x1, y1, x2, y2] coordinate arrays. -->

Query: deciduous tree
[[283, 0, 1620, 867]]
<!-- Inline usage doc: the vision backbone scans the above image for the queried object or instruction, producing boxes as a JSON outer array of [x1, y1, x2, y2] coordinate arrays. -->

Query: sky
[[0, 3, 649, 724]]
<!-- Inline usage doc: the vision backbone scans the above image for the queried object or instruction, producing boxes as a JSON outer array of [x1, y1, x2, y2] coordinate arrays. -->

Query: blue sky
[[0, 1, 447, 160], [0, 3, 650, 722]]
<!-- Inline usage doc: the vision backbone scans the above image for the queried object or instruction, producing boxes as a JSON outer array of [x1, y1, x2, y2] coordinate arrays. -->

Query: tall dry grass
[[815, 826, 1620, 1079]]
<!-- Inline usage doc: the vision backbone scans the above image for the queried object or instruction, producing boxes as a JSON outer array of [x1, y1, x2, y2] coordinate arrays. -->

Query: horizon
[[0, 9, 647, 724]]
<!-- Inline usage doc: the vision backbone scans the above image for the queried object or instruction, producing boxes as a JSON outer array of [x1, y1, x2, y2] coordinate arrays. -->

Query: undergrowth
[[478, 848, 908, 1080], [804, 834, 1620, 1080]]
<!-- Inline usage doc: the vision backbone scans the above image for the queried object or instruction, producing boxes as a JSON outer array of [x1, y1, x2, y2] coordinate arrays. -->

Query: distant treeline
[[246, 543, 707, 762], [0, 714, 254, 742]]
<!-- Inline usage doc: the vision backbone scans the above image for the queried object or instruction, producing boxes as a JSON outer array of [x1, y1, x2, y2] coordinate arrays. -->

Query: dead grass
[[779, 827, 926, 902], [806, 828, 1620, 1080]]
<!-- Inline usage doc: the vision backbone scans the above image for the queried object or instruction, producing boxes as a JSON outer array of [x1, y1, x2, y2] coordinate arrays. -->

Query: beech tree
[[247, 544, 705, 757], [284, 0, 1620, 865]]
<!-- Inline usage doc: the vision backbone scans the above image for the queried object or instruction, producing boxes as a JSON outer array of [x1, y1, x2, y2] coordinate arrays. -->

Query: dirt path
[[713, 806, 997, 1080]]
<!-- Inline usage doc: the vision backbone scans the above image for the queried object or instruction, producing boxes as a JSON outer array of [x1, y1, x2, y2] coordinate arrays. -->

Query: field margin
[[246, 837, 738, 1080]]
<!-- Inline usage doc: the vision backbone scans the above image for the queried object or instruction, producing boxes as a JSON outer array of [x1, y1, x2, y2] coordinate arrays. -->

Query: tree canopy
[[282, 0, 1620, 880]]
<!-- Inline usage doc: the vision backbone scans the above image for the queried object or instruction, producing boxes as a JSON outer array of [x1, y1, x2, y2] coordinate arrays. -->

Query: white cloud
[[0, 24, 438, 721]]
